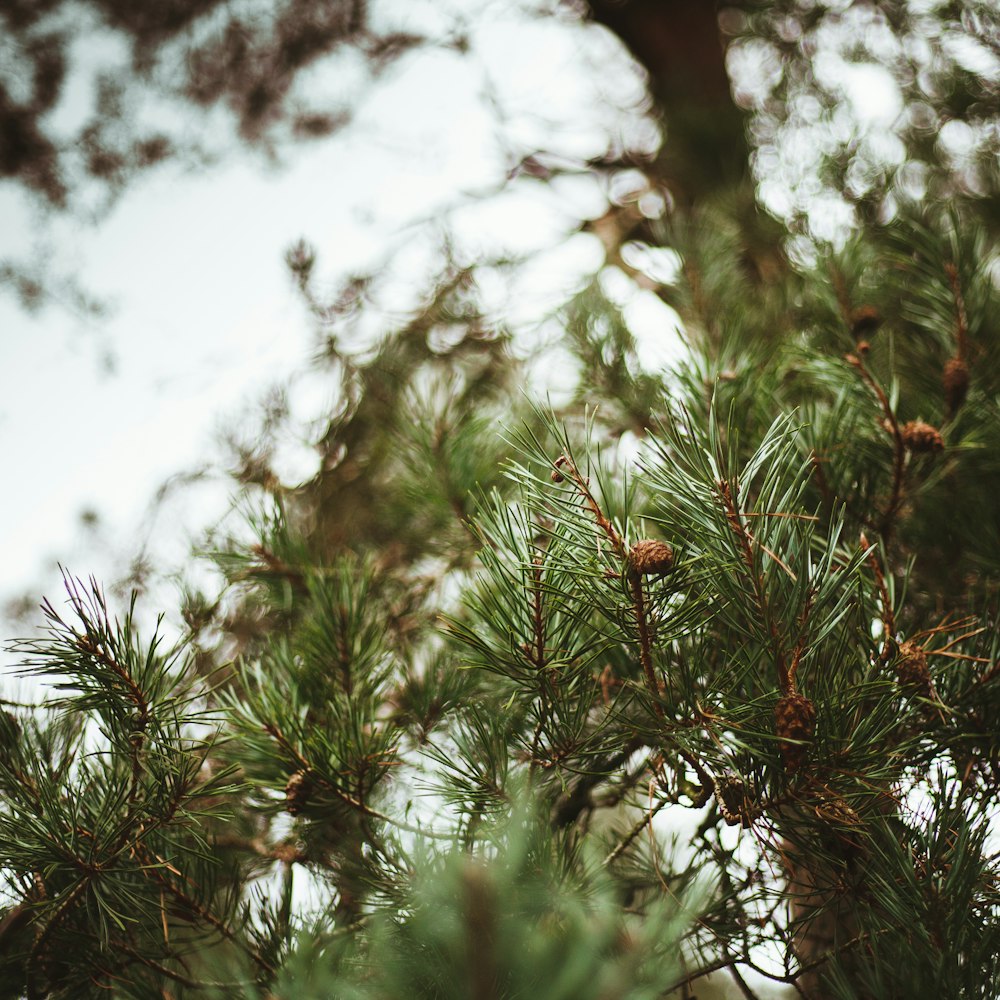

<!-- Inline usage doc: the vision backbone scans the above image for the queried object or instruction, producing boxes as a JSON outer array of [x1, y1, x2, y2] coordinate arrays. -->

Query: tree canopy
[[3, 3, 1000, 999]]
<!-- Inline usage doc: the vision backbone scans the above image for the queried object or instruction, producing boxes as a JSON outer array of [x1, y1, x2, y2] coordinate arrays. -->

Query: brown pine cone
[[814, 792, 865, 856], [775, 692, 816, 774], [629, 539, 674, 577], [901, 420, 944, 454], [895, 640, 933, 700]]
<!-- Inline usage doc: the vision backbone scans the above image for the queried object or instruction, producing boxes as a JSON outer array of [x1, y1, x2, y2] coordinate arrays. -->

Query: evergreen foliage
[[5, 3, 1000, 999]]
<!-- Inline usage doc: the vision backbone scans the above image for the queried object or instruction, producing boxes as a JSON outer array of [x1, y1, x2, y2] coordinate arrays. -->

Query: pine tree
[[4, 3, 1000, 999]]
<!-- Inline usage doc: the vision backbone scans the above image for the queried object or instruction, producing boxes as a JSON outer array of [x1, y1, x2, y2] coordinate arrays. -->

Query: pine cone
[[895, 640, 933, 699], [285, 770, 313, 816], [714, 773, 758, 826], [814, 792, 865, 856], [943, 357, 969, 414], [901, 420, 943, 454], [775, 692, 816, 774], [850, 305, 882, 338], [815, 792, 861, 828], [629, 539, 674, 576]]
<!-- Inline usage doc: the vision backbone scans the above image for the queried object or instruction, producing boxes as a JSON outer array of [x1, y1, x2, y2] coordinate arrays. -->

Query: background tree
[[3, 2, 1000, 998]]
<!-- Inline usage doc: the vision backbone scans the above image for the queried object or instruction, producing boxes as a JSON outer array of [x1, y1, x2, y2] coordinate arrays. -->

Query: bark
[[583, 0, 749, 201]]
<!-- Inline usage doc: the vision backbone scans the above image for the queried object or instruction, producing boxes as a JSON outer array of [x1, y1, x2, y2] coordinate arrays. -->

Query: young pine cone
[[628, 539, 674, 577], [775, 692, 816, 774], [901, 420, 944, 454], [895, 640, 933, 700], [943, 357, 969, 414]]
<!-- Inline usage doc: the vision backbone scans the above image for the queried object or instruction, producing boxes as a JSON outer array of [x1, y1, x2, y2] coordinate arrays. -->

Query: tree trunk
[[583, 0, 749, 201]]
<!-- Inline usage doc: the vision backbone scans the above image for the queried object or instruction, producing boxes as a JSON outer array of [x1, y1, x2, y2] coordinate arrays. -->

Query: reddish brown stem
[[788, 588, 816, 690], [560, 457, 627, 558], [141, 856, 275, 974], [944, 261, 969, 362], [860, 533, 895, 666], [563, 454, 659, 707], [528, 555, 552, 772], [629, 571, 712, 803], [561, 454, 711, 804], [628, 569, 665, 721], [530, 556, 546, 670], [845, 353, 906, 538]]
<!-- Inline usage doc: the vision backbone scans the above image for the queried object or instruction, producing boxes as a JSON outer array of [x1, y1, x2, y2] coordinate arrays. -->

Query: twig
[[139, 853, 275, 975], [728, 960, 763, 1000], [560, 456, 627, 559], [559, 452, 661, 705], [629, 559, 712, 804], [528, 554, 553, 773], [944, 261, 969, 362], [262, 722, 455, 840], [628, 569, 665, 721], [0, 697, 56, 710], [115, 943, 225, 990], [561, 454, 712, 805], [718, 479, 790, 694], [860, 533, 895, 665], [844, 353, 906, 538], [601, 794, 671, 866], [56, 581, 153, 836], [27, 880, 89, 998], [788, 588, 816, 689], [210, 833, 305, 863], [551, 738, 645, 827], [662, 955, 757, 998]]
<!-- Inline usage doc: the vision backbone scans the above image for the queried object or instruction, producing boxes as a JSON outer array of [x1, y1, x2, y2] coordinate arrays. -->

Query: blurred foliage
[[4, 2, 1000, 999]]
